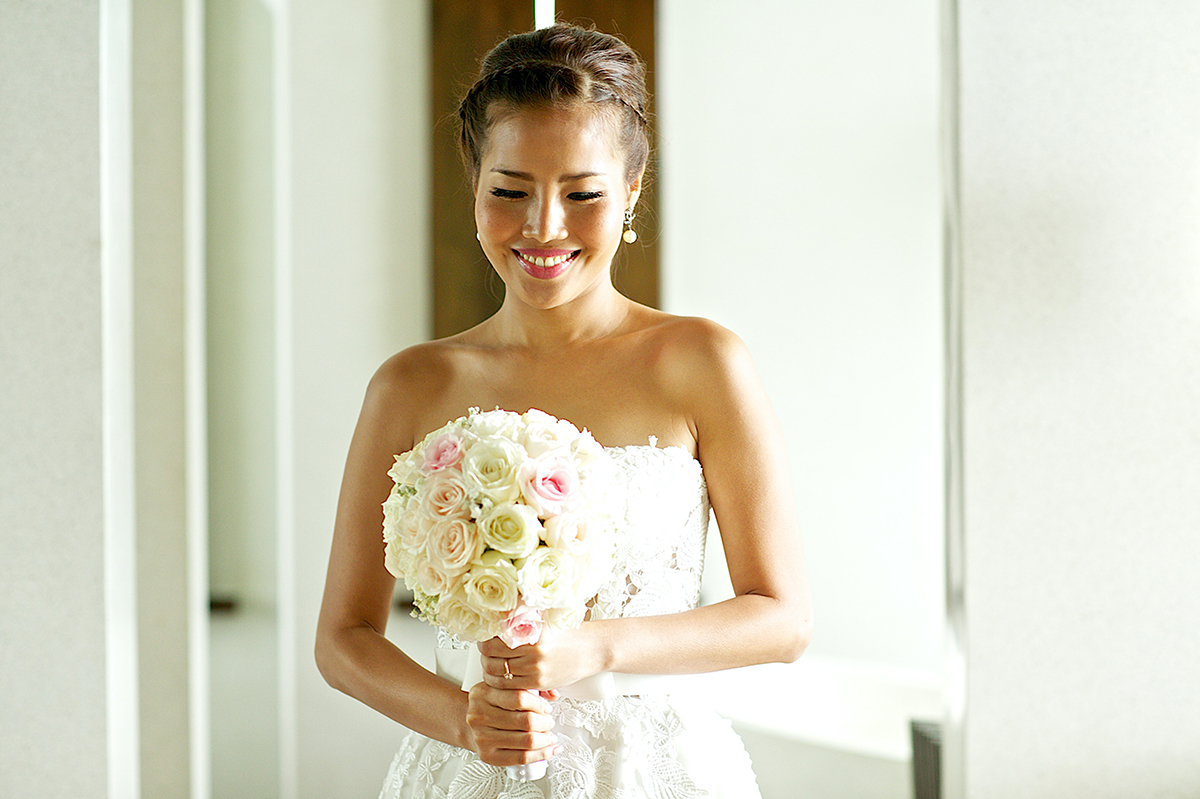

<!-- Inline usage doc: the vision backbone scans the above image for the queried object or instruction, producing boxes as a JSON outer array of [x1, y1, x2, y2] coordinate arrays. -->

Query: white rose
[[542, 512, 597, 555], [464, 551, 520, 613], [388, 451, 422, 488], [576, 533, 618, 599], [424, 517, 482, 574], [466, 409, 522, 440], [477, 502, 541, 559], [436, 589, 499, 642], [520, 409, 577, 457], [384, 534, 413, 580], [461, 437, 524, 504], [569, 430, 607, 471], [516, 545, 577, 610], [543, 603, 586, 632]]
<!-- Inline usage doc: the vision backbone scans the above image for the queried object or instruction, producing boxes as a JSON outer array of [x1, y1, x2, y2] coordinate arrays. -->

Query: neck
[[490, 280, 631, 351]]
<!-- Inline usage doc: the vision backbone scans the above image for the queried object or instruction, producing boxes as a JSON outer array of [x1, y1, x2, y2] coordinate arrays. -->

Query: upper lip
[[513, 248, 576, 258]]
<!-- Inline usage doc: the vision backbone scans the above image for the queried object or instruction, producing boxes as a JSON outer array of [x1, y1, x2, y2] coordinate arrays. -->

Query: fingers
[[481, 653, 518, 687], [478, 637, 522, 658], [466, 684, 561, 767]]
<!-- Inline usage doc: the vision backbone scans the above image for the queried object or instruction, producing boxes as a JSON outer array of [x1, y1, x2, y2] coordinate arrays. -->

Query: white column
[[955, 1, 1200, 796], [0, 1, 206, 795], [0, 2, 112, 794], [278, 3, 431, 797]]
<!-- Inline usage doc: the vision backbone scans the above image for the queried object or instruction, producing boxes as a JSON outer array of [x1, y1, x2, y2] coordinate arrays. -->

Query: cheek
[[475, 197, 518, 236]]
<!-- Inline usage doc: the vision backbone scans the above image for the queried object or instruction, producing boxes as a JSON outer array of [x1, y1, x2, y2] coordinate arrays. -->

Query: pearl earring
[[622, 207, 637, 244]]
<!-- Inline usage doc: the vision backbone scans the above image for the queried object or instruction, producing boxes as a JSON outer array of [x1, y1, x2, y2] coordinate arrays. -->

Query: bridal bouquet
[[382, 408, 619, 649]]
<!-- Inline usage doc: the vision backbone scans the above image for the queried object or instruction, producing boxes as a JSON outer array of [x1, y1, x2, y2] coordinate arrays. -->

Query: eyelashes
[[488, 188, 605, 202]]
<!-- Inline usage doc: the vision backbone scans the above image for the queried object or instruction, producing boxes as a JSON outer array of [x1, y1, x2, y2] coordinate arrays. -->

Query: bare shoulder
[[637, 313, 758, 398], [360, 339, 475, 452]]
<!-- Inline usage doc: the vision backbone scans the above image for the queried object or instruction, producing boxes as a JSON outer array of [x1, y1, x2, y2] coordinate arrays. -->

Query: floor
[[210, 605, 912, 799]]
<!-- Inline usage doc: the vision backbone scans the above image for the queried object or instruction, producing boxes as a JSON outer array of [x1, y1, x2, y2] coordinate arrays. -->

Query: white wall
[[206, 0, 279, 608], [279, 3, 431, 797], [956, 1, 1200, 796], [659, 0, 944, 759], [0, 3, 110, 794], [1, 1, 202, 796]]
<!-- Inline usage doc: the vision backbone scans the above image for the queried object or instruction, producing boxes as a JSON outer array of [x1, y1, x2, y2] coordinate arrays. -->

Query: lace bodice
[[590, 444, 709, 621]]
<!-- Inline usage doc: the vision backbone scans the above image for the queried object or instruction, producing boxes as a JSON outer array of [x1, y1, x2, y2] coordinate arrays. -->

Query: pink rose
[[500, 604, 543, 648], [518, 452, 581, 517], [422, 431, 464, 473]]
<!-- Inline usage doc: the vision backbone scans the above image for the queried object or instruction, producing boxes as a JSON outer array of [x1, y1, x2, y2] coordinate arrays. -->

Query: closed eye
[[490, 188, 526, 199], [568, 191, 604, 202]]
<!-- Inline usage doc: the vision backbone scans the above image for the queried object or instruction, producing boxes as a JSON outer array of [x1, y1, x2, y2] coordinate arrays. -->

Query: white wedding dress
[[378, 444, 763, 799]]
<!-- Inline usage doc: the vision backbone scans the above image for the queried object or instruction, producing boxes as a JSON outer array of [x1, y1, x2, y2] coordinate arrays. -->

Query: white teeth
[[525, 253, 572, 268]]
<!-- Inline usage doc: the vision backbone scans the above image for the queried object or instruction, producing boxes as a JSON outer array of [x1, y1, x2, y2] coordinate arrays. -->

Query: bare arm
[[314, 354, 558, 765], [481, 320, 813, 689]]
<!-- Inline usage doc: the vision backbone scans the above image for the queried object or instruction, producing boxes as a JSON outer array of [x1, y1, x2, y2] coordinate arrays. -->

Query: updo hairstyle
[[458, 23, 650, 187]]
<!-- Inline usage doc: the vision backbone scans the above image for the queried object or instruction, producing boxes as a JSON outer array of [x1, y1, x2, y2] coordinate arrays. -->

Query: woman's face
[[474, 103, 637, 312]]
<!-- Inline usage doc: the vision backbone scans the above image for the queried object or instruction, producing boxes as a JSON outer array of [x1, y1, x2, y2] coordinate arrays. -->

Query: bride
[[315, 23, 812, 798]]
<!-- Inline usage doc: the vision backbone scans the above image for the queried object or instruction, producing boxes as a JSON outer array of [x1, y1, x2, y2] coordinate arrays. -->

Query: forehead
[[481, 103, 624, 177]]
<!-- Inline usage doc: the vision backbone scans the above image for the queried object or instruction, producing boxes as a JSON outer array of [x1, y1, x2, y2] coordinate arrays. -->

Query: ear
[[626, 171, 644, 209]]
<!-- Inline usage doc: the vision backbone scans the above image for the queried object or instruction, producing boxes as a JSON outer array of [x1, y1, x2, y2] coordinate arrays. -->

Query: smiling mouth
[[513, 249, 580, 278]]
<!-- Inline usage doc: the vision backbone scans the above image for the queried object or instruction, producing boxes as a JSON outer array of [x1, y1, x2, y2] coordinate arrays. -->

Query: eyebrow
[[490, 168, 607, 181]]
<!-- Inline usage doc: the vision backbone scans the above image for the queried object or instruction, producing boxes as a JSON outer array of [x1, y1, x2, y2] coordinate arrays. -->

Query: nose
[[522, 194, 568, 243]]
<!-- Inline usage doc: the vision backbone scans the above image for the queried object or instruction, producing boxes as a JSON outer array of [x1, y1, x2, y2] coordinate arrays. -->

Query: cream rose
[[477, 502, 541, 559], [397, 511, 427, 555], [421, 470, 471, 520], [516, 545, 576, 610], [461, 437, 523, 504], [415, 559, 461, 598], [464, 551, 520, 613], [436, 590, 498, 643], [424, 517, 481, 574]]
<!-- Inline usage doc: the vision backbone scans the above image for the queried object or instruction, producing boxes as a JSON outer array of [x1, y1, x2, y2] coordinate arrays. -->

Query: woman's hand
[[464, 681, 560, 767], [478, 627, 607, 692]]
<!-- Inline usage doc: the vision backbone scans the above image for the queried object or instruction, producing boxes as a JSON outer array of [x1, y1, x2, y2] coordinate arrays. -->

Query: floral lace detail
[[437, 628, 471, 651], [378, 697, 717, 799], [379, 445, 760, 799], [546, 696, 706, 799], [589, 446, 708, 623]]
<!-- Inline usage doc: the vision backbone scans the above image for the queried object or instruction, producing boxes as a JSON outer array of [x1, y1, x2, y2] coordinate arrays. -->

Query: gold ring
[[503, 660, 513, 680]]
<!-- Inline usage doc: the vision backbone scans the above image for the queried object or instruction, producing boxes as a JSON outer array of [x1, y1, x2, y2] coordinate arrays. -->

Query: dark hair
[[458, 23, 650, 185]]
